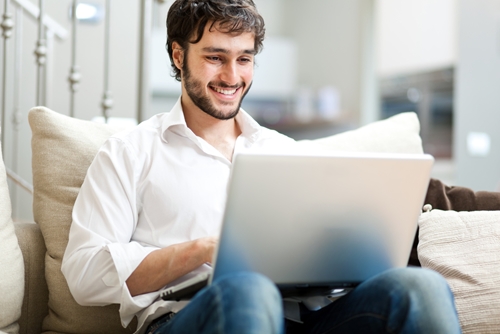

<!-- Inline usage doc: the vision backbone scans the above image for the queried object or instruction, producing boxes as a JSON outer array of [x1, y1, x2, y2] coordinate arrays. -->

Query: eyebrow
[[201, 47, 256, 55]]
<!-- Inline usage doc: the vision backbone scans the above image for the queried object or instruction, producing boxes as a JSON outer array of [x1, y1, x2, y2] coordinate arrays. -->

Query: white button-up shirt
[[61, 98, 296, 333]]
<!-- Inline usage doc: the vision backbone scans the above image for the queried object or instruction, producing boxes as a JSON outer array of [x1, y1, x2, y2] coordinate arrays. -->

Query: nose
[[220, 61, 239, 86]]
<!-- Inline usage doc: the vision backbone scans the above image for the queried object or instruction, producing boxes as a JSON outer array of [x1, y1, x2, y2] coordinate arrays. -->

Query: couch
[[1, 107, 498, 334]]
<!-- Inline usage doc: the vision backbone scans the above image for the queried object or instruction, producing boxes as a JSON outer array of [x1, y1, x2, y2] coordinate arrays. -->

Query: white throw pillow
[[298, 112, 423, 154], [0, 140, 24, 334], [418, 209, 500, 333]]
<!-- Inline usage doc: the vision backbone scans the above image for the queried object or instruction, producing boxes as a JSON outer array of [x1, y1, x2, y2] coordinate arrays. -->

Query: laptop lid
[[212, 151, 434, 290]]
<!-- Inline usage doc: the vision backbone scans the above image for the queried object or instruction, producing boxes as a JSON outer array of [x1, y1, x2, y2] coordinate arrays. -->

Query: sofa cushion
[[300, 112, 423, 154], [0, 139, 25, 334], [28, 107, 136, 334], [418, 209, 500, 333]]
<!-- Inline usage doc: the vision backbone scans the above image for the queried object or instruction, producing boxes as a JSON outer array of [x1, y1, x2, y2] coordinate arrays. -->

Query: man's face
[[175, 24, 256, 120]]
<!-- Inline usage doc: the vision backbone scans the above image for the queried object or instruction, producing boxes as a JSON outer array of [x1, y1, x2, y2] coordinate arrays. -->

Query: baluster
[[44, 29, 56, 107], [136, 0, 165, 124], [1, 0, 14, 153], [137, 0, 153, 124], [68, 0, 80, 117], [101, 0, 112, 122], [34, 0, 46, 106], [10, 5, 24, 218]]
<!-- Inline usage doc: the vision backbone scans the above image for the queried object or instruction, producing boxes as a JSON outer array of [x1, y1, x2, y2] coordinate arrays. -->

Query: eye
[[239, 57, 253, 64], [206, 56, 221, 62]]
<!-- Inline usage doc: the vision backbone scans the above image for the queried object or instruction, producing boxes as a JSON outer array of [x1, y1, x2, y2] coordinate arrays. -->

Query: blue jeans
[[147, 268, 461, 334]]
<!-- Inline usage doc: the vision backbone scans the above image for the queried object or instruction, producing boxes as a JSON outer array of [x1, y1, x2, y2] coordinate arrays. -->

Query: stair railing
[[1, 0, 167, 220]]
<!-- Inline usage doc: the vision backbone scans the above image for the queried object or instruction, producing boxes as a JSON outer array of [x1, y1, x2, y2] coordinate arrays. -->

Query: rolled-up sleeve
[[61, 137, 157, 327]]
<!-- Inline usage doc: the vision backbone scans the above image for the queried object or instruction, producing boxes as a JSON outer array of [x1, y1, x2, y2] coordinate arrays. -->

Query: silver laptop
[[161, 151, 434, 301]]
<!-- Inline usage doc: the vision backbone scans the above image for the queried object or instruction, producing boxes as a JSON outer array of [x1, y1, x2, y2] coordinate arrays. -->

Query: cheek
[[242, 67, 254, 82], [198, 63, 219, 78]]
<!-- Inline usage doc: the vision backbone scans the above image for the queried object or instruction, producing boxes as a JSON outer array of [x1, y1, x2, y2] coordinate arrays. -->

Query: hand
[[197, 236, 219, 265]]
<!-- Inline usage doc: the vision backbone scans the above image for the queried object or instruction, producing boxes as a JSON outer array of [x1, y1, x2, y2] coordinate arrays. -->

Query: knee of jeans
[[408, 268, 449, 288], [213, 272, 284, 333], [392, 267, 452, 298], [382, 268, 459, 333], [215, 272, 282, 308]]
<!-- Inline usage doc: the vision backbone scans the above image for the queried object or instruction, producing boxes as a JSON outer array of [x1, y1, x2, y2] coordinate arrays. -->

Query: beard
[[182, 58, 252, 121]]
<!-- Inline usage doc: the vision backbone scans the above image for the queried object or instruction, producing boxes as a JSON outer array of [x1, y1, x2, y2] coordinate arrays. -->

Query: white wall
[[454, 0, 500, 191], [282, 0, 367, 120], [375, 0, 457, 77]]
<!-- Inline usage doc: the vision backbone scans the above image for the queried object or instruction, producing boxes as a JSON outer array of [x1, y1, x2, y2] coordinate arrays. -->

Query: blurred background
[[1, 0, 500, 222]]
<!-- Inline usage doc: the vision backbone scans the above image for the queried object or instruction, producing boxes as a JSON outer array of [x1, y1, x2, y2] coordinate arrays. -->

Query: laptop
[[161, 151, 434, 301]]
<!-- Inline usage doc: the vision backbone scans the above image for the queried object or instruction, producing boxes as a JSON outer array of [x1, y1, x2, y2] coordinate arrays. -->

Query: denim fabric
[[151, 268, 460, 334], [150, 271, 284, 334], [286, 267, 461, 334]]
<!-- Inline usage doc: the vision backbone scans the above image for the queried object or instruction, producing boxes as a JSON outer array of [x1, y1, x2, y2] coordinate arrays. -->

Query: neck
[[181, 95, 242, 161]]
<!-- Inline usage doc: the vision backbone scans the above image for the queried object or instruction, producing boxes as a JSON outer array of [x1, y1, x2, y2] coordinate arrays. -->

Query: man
[[62, 1, 476, 333]]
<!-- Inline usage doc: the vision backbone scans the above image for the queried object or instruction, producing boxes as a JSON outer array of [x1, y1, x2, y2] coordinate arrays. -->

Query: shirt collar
[[161, 97, 261, 144], [161, 97, 186, 133]]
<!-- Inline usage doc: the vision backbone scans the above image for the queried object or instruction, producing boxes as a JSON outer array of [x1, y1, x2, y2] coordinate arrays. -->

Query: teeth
[[212, 87, 237, 95]]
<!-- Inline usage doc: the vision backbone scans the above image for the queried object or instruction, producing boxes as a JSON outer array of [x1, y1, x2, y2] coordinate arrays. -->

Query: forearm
[[126, 237, 214, 297]]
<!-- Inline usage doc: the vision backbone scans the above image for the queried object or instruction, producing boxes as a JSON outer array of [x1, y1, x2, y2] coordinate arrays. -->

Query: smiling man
[[61, 1, 463, 333], [171, 21, 257, 160]]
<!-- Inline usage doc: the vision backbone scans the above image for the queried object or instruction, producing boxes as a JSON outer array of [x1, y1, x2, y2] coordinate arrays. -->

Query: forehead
[[191, 22, 256, 52]]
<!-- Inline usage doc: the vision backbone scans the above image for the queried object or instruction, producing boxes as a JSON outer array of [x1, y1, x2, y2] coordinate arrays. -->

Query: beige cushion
[[299, 112, 423, 154], [418, 209, 500, 333], [29, 107, 136, 334], [0, 140, 25, 334]]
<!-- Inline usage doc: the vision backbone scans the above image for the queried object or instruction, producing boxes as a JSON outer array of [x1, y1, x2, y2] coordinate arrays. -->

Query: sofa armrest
[[14, 221, 48, 334]]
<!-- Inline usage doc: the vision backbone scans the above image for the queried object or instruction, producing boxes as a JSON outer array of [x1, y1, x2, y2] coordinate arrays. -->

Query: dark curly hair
[[166, 0, 265, 81]]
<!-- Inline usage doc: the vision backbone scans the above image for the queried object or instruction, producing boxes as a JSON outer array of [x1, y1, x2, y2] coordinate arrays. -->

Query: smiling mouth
[[210, 85, 241, 96]]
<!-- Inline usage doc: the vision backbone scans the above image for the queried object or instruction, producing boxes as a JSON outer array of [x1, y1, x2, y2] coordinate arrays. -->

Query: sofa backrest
[[14, 220, 48, 334]]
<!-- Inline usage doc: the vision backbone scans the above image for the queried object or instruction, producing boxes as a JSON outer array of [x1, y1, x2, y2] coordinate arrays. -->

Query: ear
[[172, 42, 184, 70]]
